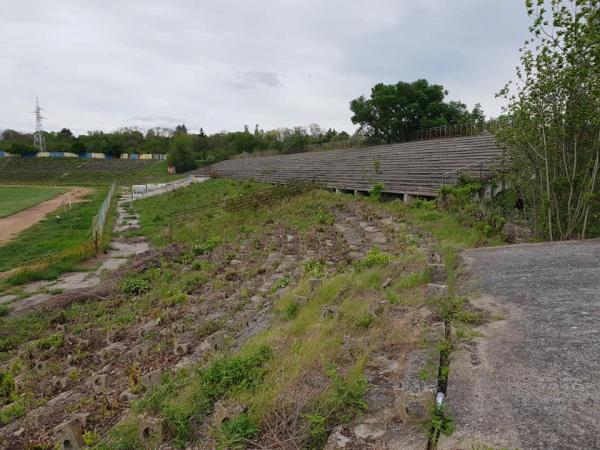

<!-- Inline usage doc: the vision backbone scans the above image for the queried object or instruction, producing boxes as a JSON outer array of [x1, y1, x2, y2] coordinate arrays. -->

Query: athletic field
[[0, 186, 67, 218]]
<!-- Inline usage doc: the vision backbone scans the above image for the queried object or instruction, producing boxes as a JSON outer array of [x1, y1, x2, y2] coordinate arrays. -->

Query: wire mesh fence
[[92, 182, 116, 252], [304, 122, 499, 154], [1, 183, 118, 282]]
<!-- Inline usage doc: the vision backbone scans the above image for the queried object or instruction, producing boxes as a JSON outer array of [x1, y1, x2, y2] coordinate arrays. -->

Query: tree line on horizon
[[1, 78, 487, 168]]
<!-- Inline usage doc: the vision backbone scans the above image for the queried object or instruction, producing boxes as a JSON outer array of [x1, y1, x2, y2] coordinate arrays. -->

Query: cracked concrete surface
[[441, 240, 600, 450], [2, 191, 150, 315]]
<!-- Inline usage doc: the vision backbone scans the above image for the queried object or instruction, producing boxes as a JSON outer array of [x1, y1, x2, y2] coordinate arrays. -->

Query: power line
[[33, 97, 47, 152]]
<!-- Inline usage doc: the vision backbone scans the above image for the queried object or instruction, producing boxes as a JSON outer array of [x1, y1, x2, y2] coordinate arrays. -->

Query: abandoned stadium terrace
[[200, 133, 503, 200]]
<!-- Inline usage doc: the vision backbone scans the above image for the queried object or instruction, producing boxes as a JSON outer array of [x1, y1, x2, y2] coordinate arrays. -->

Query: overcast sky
[[1, 1, 530, 135]]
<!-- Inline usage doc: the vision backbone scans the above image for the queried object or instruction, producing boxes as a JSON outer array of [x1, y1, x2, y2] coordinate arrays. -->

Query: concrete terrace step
[[201, 134, 503, 197]]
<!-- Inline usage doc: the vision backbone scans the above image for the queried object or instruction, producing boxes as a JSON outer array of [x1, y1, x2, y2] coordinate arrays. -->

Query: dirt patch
[[0, 188, 93, 244]]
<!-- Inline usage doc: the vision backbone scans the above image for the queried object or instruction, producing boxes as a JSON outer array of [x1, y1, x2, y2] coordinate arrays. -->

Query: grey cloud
[[229, 71, 283, 89], [0, 0, 530, 134], [130, 116, 186, 124]]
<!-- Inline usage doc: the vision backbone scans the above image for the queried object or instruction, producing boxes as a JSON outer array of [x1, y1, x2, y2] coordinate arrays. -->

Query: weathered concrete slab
[[96, 257, 128, 272], [52, 272, 99, 291], [441, 240, 600, 450], [0, 294, 18, 304], [106, 240, 149, 258]]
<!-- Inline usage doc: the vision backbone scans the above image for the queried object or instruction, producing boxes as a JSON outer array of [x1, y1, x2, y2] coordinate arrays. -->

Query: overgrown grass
[[135, 179, 349, 247], [102, 346, 273, 448], [0, 159, 179, 186]]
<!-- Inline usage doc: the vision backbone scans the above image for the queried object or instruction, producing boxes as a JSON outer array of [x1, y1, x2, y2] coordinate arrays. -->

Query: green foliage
[[0, 396, 25, 425], [355, 314, 374, 329], [430, 404, 455, 440], [409, 198, 437, 210], [135, 345, 272, 446], [95, 419, 142, 450], [0, 306, 9, 317], [192, 237, 223, 255], [217, 413, 259, 449], [317, 211, 334, 225], [82, 431, 99, 446], [350, 79, 485, 143], [439, 178, 517, 238], [33, 333, 64, 350], [305, 364, 368, 448], [281, 300, 300, 320], [120, 276, 151, 296], [303, 259, 326, 278], [0, 371, 16, 406], [355, 247, 392, 270], [496, 0, 599, 240], [369, 182, 384, 202], [167, 133, 198, 173], [271, 276, 291, 293]]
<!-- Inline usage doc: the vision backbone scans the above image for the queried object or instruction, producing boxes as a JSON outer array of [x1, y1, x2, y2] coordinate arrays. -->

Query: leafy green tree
[[497, 0, 599, 240], [167, 133, 198, 173], [59, 128, 73, 138], [175, 124, 188, 135], [350, 79, 483, 143], [230, 131, 258, 154], [70, 138, 86, 154], [8, 142, 36, 155]]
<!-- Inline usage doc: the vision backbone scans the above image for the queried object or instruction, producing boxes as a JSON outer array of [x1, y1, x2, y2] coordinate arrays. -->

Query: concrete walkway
[[0, 192, 149, 314], [441, 240, 600, 450]]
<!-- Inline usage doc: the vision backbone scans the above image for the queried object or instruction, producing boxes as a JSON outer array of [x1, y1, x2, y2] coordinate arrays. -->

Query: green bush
[[369, 182, 384, 202], [355, 314, 374, 329], [192, 237, 222, 256], [271, 276, 291, 293], [304, 364, 367, 448], [34, 333, 64, 350], [120, 276, 151, 296], [0, 397, 24, 425], [317, 211, 334, 225], [135, 345, 273, 446], [167, 134, 198, 173], [282, 300, 299, 320], [409, 198, 436, 210], [218, 413, 258, 449], [0, 371, 15, 406], [0, 305, 10, 317], [303, 259, 326, 278], [355, 247, 392, 270]]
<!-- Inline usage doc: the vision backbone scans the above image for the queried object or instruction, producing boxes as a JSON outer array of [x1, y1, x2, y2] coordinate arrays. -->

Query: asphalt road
[[440, 240, 600, 450]]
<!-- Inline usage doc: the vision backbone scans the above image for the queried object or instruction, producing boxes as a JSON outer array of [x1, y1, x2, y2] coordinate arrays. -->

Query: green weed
[[354, 247, 392, 270], [355, 314, 374, 329], [0, 396, 25, 425], [193, 237, 223, 255], [271, 276, 291, 293], [369, 182, 384, 202], [120, 276, 151, 296], [217, 413, 258, 449], [303, 259, 326, 278], [133, 345, 272, 446]]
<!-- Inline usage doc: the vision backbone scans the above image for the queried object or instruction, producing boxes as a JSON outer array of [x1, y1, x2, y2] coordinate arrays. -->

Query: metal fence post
[[94, 230, 99, 255]]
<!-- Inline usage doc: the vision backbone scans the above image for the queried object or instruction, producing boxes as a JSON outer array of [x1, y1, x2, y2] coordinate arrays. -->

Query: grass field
[[0, 187, 106, 273], [0, 158, 180, 186], [0, 186, 68, 218]]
